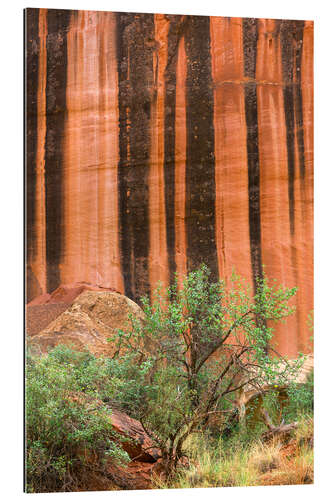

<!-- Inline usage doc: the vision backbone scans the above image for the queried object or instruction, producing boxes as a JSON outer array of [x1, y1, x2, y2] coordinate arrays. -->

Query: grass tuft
[[159, 417, 314, 489]]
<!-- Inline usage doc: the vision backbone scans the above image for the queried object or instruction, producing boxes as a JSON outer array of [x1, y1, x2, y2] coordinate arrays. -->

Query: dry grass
[[295, 416, 314, 448], [259, 417, 314, 486], [249, 439, 282, 474], [154, 438, 258, 489], [156, 417, 313, 489], [259, 445, 313, 485]]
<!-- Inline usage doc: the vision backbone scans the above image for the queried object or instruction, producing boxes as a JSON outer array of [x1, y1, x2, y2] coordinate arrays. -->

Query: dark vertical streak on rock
[[116, 13, 154, 302], [280, 20, 306, 342], [185, 16, 218, 279], [25, 8, 39, 301], [163, 16, 182, 281], [280, 20, 296, 235], [243, 18, 263, 286], [280, 20, 306, 233], [116, 13, 131, 297], [44, 9, 71, 292], [294, 21, 306, 180]]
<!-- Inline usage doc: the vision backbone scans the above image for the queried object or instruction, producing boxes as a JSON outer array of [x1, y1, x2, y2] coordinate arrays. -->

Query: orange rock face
[[25, 10, 313, 357]]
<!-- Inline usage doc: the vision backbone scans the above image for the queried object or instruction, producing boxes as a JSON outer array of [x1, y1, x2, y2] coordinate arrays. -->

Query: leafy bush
[[285, 370, 314, 420], [107, 264, 302, 474], [25, 346, 129, 493], [257, 368, 313, 428]]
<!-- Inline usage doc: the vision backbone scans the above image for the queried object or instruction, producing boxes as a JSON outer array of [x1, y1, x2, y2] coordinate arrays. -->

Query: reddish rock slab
[[70, 399, 163, 490], [26, 302, 69, 337], [110, 409, 161, 463], [106, 460, 163, 490], [28, 282, 120, 306], [66, 392, 161, 465]]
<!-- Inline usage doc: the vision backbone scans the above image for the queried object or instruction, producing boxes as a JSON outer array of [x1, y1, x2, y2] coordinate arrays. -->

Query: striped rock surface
[[25, 9, 313, 357]]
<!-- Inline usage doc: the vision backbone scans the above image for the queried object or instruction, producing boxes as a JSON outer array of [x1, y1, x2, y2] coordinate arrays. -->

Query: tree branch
[[221, 376, 258, 397], [195, 310, 254, 373], [203, 348, 249, 413]]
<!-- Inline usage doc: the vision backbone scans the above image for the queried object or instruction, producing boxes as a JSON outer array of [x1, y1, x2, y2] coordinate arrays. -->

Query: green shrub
[[257, 369, 314, 427], [107, 264, 302, 475], [25, 345, 129, 493], [284, 370, 314, 420]]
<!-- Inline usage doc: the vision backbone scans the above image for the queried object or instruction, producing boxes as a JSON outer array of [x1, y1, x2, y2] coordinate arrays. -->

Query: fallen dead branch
[[261, 408, 298, 442]]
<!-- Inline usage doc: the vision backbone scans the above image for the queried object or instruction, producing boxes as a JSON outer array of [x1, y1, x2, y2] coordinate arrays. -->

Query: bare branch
[[203, 348, 248, 413], [221, 376, 258, 397], [195, 310, 254, 373], [261, 408, 275, 431]]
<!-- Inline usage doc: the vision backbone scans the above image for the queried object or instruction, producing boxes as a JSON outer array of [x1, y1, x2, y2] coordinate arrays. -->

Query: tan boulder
[[28, 290, 144, 357], [26, 282, 122, 337]]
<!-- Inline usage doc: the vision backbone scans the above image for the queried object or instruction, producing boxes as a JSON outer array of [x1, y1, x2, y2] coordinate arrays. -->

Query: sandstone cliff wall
[[25, 9, 313, 356]]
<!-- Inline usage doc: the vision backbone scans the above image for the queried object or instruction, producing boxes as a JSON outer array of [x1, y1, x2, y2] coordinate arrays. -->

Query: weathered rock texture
[[28, 282, 120, 306], [110, 409, 161, 463], [28, 290, 144, 357], [27, 302, 69, 337], [26, 282, 121, 336], [25, 9, 313, 357]]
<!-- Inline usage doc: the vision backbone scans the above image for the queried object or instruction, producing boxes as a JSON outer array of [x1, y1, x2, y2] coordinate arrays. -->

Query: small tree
[[108, 265, 303, 475]]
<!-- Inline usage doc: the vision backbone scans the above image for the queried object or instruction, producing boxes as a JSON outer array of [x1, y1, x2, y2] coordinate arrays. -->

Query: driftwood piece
[[261, 408, 298, 442], [262, 422, 298, 442]]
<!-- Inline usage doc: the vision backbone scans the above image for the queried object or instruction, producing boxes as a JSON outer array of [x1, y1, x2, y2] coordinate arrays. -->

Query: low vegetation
[[107, 265, 303, 474], [155, 408, 313, 488], [25, 347, 130, 493], [25, 265, 313, 491]]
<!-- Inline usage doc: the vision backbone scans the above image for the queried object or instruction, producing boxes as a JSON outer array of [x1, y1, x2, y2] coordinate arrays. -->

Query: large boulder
[[26, 282, 121, 336], [28, 290, 144, 358]]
